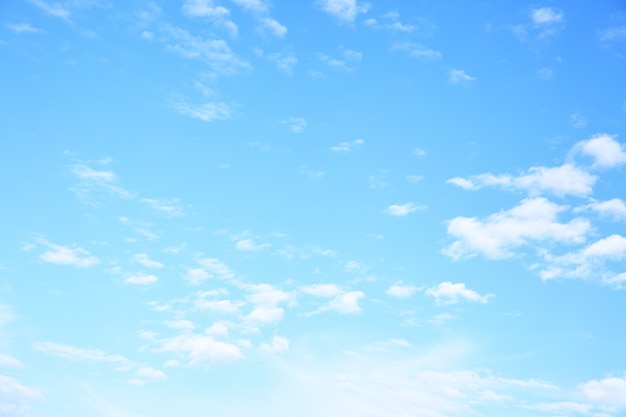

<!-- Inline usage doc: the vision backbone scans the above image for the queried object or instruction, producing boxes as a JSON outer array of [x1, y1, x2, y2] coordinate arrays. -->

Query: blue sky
[[1, 0, 626, 416]]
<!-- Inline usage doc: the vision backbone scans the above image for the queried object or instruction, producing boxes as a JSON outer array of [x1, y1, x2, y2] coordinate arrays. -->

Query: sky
[[1, 0, 626, 416]]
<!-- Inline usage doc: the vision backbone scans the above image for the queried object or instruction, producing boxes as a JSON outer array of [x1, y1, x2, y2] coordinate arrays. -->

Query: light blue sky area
[[2, 0, 626, 416]]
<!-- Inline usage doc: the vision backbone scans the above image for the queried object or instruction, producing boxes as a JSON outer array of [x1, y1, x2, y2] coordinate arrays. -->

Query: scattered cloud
[[425, 282, 493, 304], [406, 175, 423, 184], [259, 336, 289, 353], [28, 0, 70, 20], [245, 306, 284, 324], [34, 342, 132, 367], [0, 375, 42, 416], [330, 138, 364, 152], [261, 17, 287, 37], [124, 273, 158, 285], [182, 0, 238, 37], [325, 291, 364, 314], [300, 284, 342, 297], [412, 148, 426, 156], [140, 198, 184, 216], [316, 0, 370, 23], [235, 238, 270, 252], [569, 134, 626, 169], [392, 42, 442, 60], [134, 254, 164, 269], [5, 23, 41, 33], [385, 203, 425, 216], [197, 258, 235, 280], [0, 354, 24, 369], [159, 333, 243, 365], [269, 53, 298, 75], [449, 69, 475, 84], [281, 117, 307, 133], [579, 375, 626, 410], [363, 11, 417, 32], [584, 198, 626, 222], [598, 26, 626, 43], [447, 164, 597, 197], [319, 49, 362, 72], [386, 282, 420, 298], [299, 166, 325, 179], [37, 239, 100, 268], [173, 99, 232, 122], [444, 197, 590, 260], [531, 7, 563, 25], [571, 113, 587, 129]]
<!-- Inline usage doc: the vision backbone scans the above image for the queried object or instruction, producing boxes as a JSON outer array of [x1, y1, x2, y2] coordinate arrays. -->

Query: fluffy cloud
[[300, 284, 342, 297], [245, 306, 284, 324], [447, 164, 597, 197], [0, 354, 23, 369], [330, 139, 364, 152], [425, 282, 493, 304], [570, 134, 626, 169], [38, 241, 99, 267], [0, 375, 41, 416], [386, 203, 425, 216], [449, 69, 475, 84], [184, 268, 211, 285], [198, 258, 235, 280], [124, 273, 158, 285], [159, 334, 243, 365], [386, 282, 420, 298], [579, 376, 626, 410], [173, 99, 232, 122], [259, 336, 289, 353], [235, 238, 270, 251], [444, 198, 590, 260], [392, 42, 442, 60], [182, 0, 237, 36], [325, 291, 364, 314], [531, 7, 563, 25], [585, 198, 626, 221], [316, 0, 370, 23], [280, 117, 307, 132], [134, 253, 164, 269]]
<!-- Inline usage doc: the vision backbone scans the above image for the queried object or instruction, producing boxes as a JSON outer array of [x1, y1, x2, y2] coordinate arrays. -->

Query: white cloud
[[135, 366, 167, 380], [245, 306, 284, 324], [386, 282, 420, 298], [39, 241, 99, 268], [449, 69, 475, 84], [531, 7, 563, 25], [5, 23, 41, 33], [281, 117, 307, 133], [182, 0, 237, 37], [385, 203, 425, 216], [173, 99, 232, 122], [229, 0, 268, 12], [363, 12, 417, 32], [392, 42, 442, 60], [330, 139, 364, 152], [125, 273, 158, 285], [570, 134, 626, 169], [0, 375, 41, 416], [159, 334, 243, 365], [447, 164, 597, 197], [134, 254, 164, 269], [164, 25, 249, 75], [318, 49, 362, 72], [184, 268, 211, 285], [425, 282, 493, 304], [444, 198, 590, 260], [301, 284, 342, 297], [198, 258, 235, 280], [316, 0, 370, 23], [269, 54, 298, 75], [586, 198, 626, 221], [580, 376, 626, 410], [0, 354, 23, 369], [259, 336, 289, 353], [530, 401, 592, 414], [196, 299, 243, 314], [582, 234, 626, 259], [28, 0, 70, 20], [599, 26, 626, 43], [412, 148, 426, 156], [261, 17, 287, 37], [34, 342, 132, 367], [245, 283, 294, 307], [165, 320, 195, 332], [140, 198, 184, 216], [325, 291, 364, 314], [571, 113, 587, 128], [235, 238, 270, 251], [72, 164, 117, 182]]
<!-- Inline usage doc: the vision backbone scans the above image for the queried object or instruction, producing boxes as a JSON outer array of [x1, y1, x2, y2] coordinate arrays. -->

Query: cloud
[[385, 203, 425, 216], [124, 273, 158, 285], [579, 376, 626, 410], [325, 291, 364, 314], [196, 299, 243, 314], [281, 117, 307, 133], [134, 254, 164, 269], [392, 42, 442, 60], [34, 342, 132, 367], [235, 238, 270, 252], [184, 268, 211, 285], [0, 375, 42, 416], [159, 333, 243, 365], [164, 25, 249, 76], [198, 258, 235, 280], [72, 164, 117, 182], [330, 139, 364, 152], [449, 69, 475, 84], [300, 284, 342, 297], [585, 198, 626, 222], [269, 54, 298, 75], [412, 148, 426, 156], [28, 0, 70, 20], [529, 401, 592, 414], [299, 166, 325, 179], [229, 0, 268, 13], [425, 282, 493, 304], [182, 0, 237, 36], [38, 240, 99, 267], [599, 26, 626, 43], [363, 12, 417, 32], [173, 99, 232, 122], [0, 354, 23, 369], [140, 198, 184, 216], [135, 366, 167, 381], [316, 0, 370, 23], [261, 17, 287, 37], [447, 164, 597, 197], [245, 306, 284, 324], [386, 282, 420, 298], [571, 113, 587, 129], [318, 49, 362, 72], [570, 134, 626, 169], [259, 336, 289, 353], [165, 320, 195, 332], [444, 198, 590, 260], [5, 23, 41, 33], [531, 7, 563, 25]]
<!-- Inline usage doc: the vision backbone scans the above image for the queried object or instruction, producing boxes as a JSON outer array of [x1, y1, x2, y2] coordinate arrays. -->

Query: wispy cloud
[[386, 282, 420, 298], [124, 273, 158, 285], [268, 53, 298, 75], [392, 42, 441, 60], [318, 48, 362, 72], [330, 138, 364, 152], [182, 0, 238, 37], [281, 117, 307, 133], [28, 0, 70, 20], [385, 203, 425, 216], [425, 282, 493, 304], [449, 69, 475, 84], [5, 23, 42, 33], [36, 239, 100, 268], [316, 0, 370, 23], [172, 99, 232, 122]]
